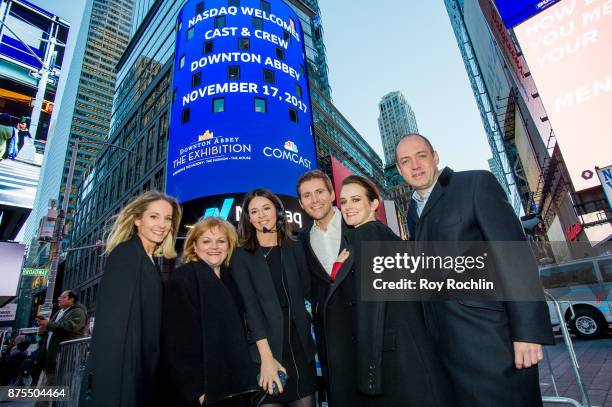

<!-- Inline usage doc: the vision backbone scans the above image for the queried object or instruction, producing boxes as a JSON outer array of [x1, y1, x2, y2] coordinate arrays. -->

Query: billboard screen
[[514, 0, 612, 193], [493, 0, 561, 28], [166, 0, 316, 204], [0, 241, 25, 297]]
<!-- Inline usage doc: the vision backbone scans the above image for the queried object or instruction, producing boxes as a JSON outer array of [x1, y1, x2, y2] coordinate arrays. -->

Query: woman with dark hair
[[232, 188, 316, 407], [80, 190, 182, 407], [160, 217, 259, 406], [332, 175, 455, 407]]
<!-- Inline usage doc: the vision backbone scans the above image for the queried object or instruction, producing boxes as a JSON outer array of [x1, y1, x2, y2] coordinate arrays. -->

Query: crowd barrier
[[542, 292, 592, 407]]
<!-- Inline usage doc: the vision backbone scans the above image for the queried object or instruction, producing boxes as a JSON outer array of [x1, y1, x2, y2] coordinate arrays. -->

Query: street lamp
[[39, 139, 133, 316]]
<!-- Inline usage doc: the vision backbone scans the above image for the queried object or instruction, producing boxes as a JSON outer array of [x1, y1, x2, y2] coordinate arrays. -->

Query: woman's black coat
[[324, 221, 456, 407], [80, 235, 162, 407], [159, 260, 258, 406], [230, 241, 314, 364]]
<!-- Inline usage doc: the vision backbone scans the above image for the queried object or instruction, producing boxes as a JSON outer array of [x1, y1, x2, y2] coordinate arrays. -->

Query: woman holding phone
[[232, 189, 316, 407]]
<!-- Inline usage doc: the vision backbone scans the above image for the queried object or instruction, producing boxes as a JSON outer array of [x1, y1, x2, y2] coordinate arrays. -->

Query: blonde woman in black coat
[[81, 191, 182, 407], [160, 217, 258, 406]]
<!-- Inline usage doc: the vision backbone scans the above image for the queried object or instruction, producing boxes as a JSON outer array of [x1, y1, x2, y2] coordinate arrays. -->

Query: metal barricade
[[542, 292, 591, 407], [53, 337, 90, 407]]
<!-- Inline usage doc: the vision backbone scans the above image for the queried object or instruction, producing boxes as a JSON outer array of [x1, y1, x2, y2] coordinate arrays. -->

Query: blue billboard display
[[493, 0, 561, 28], [166, 0, 316, 204]]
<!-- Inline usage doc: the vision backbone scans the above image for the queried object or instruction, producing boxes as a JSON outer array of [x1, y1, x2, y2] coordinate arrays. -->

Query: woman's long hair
[[237, 188, 293, 252], [182, 217, 238, 266], [104, 190, 182, 258]]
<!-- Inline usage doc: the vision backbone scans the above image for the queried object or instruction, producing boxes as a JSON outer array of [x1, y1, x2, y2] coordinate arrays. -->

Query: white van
[[539, 255, 612, 339]]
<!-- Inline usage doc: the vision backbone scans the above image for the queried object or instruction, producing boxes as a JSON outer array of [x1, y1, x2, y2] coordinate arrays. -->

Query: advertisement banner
[[514, 0, 612, 193], [0, 241, 25, 297], [597, 165, 612, 212], [166, 0, 316, 204]]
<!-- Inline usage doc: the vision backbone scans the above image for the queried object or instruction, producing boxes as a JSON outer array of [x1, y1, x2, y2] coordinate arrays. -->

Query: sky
[[317, 0, 492, 171]]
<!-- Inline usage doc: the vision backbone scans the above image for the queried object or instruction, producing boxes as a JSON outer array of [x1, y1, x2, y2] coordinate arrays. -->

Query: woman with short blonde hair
[[160, 217, 258, 406], [81, 190, 182, 407], [182, 217, 237, 266]]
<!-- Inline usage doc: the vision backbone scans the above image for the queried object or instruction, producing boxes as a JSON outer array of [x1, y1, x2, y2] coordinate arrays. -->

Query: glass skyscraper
[[377, 91, 418, 166], [443, 0, 522, 214]]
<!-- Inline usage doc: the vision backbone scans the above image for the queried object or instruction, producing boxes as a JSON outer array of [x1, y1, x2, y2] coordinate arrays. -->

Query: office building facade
[[377, 91, 418, 166], [444, 0, 600, 259]]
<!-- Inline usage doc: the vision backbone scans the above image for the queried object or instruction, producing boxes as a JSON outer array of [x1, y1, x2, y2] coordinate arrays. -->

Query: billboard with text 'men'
[[514, 0, 611, 193]]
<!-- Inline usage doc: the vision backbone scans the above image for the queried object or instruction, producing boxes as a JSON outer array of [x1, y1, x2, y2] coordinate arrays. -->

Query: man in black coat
[[296, 170, 355, 406], [397, 133, 554, 407]]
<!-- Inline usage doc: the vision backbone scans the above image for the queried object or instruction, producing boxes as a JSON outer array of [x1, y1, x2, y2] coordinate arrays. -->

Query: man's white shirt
[[310, 208, 342, 275]]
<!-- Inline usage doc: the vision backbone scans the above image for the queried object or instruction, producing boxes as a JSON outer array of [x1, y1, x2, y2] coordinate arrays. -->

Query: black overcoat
[[327, 220, 455, 407], [159, 261, 258, 406], [407, 167, 555, 407], [296, 216, 350, 385], [79, 235, 162, 407], [230, 241, 314, 365]]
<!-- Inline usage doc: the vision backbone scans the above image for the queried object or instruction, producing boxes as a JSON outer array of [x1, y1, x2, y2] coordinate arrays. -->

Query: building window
[[260, 0, 270, 12], [215, 16, 226, 28], [172, 89, 177, 103], [195, 1, 205, 13], [254, 97, 267, 113], [252, 17, 263, 30], [283, 30, 290, 41], [295, 83, 302, 98], [213, 97, 225, 113], [187, 26, 194, 40], [263, 69, 275, 84], [288, 107, 298, 123], [228, 0, 239, 6], [204, 40, 214, 54], [181, 107, 191, 123], [238, 38, 250, 50], [179, 54, 186, 69], [192, 71, 202, 87], [300, 64, 304, 75], [276, 47, 285, 61], [177, 20, 182, 33], [228, 65, 240, 79]]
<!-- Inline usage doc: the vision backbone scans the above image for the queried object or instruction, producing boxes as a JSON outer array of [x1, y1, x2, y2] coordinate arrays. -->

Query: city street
[[540, 333, 612, 407], [1, 335, 610, 406]]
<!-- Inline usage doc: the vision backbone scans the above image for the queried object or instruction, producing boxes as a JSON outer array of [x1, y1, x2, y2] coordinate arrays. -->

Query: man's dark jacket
[[407, 167, 554, 407], [43, 303, 88, 372]]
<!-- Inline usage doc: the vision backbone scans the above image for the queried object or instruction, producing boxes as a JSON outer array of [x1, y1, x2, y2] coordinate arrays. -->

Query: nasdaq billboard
[[166, 0, 316, 204]]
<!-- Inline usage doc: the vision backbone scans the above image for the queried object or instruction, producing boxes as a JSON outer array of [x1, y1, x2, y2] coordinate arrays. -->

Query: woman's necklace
[[263, 246, 275, 258]]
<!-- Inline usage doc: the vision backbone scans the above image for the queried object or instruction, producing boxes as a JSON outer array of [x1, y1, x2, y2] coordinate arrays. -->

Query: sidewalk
[[540, 333, 612, 406]]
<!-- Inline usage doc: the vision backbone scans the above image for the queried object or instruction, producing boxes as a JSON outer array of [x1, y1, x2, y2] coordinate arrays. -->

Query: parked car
[[539, 255, 612, 339]]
